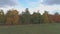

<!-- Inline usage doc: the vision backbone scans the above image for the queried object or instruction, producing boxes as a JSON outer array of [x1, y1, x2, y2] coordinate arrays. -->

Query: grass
[[0, 24, 60, 34]]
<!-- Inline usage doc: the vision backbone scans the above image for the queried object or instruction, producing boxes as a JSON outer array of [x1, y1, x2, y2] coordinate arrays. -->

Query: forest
[[0, 8, 60, 25]]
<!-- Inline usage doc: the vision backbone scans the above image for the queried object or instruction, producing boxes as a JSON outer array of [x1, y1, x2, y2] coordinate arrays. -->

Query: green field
[[0, 24, 60, 34]]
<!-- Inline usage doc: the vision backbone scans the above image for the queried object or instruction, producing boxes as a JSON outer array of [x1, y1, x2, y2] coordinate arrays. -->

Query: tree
[[20, 8, 31, 24], [54, 12, 60, 23], [0, 9, 5, 24], [31, 11, 41, 24], [42, 11, 50, 23], [6, 9, 19, 25]]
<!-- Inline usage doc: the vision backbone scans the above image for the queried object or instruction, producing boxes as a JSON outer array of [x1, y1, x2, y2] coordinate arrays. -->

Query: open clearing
[[0, 24, 60, 34]]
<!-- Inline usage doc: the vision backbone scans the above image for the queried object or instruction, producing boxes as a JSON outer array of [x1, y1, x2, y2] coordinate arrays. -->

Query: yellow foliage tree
[[42, 11, 50, 24], [6, 9, 19, 25]]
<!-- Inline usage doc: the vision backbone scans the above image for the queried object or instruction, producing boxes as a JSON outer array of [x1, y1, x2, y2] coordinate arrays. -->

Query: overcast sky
[[0, 0, 60, 14]]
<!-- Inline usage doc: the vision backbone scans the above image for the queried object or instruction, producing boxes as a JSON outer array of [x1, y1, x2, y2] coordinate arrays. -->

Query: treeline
[[0, 8, 60, 25]]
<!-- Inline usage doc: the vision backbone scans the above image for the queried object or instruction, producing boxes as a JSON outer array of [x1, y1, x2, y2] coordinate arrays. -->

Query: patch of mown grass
[[0, 24, 60, 34]]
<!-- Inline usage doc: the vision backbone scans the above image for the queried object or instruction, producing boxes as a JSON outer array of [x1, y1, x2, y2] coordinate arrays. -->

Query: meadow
[[0, 24, 60, 34]]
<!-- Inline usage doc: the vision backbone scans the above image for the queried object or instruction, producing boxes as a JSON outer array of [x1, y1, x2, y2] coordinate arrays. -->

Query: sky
[[0, 0, 60, 14]]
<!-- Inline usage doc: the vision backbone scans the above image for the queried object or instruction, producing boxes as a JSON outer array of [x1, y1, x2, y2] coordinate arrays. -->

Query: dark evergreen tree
[[31, 11, 41, 24], [0, 9, 5, 24], [20, 8, 31, 24]]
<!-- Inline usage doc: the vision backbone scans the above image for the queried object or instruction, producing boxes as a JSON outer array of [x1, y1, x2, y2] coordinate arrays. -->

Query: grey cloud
[[42, 0, 60, 5], [0, 0, 18, 7]]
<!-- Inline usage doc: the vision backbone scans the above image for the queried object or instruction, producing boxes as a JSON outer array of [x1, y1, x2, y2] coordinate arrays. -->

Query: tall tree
[[31, 11, 41, 24], [6, 9, 19, 25], [42, 11, 50, 23], [0, 9, 5, 24], [20, 8, 31, 24]]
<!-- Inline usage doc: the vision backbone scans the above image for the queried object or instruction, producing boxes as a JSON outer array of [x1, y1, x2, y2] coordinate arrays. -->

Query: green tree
[[31, 11, 41, 24], [20, 8, 31, 24], [0, 9, 5, 24]]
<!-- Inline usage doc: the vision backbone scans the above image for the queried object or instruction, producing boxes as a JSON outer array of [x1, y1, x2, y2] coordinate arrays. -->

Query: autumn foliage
[[6, 10, 19, 25], [0, 8, 60, 25]]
